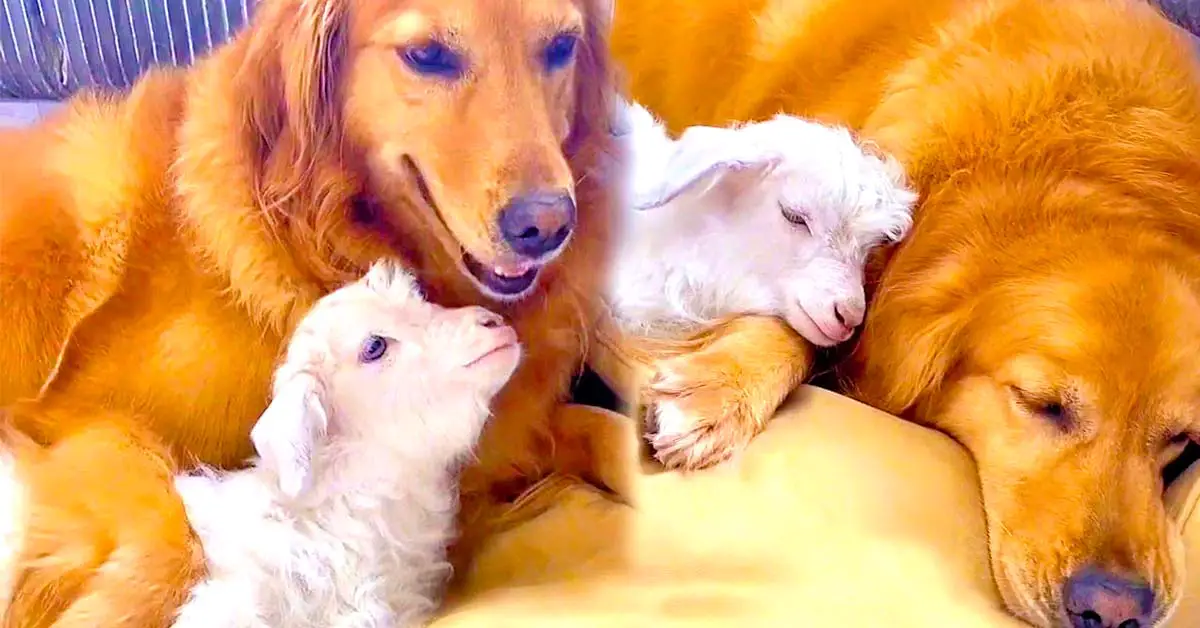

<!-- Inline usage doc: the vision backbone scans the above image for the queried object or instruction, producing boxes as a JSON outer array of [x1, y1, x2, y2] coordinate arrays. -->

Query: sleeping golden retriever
[[0, 0, 622, 625], [614, 0, 1200, 625]]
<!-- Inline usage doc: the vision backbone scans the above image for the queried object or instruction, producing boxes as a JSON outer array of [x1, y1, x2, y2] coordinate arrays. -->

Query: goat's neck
[[309, 443, 455, 504], [295, 398, 486, 511], [613, 201, 778, 334]]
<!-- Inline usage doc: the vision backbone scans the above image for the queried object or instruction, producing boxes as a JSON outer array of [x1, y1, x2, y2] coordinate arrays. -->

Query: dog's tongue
[[493, 260, 533, 278]]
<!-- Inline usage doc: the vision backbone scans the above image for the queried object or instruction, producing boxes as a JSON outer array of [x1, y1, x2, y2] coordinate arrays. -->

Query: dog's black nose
[[497, 190, 575, 258], [1064, 566, 1154, 628]]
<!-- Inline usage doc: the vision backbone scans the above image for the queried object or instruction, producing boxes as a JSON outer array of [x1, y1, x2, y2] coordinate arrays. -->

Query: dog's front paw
[[643, 352, 760, 471]]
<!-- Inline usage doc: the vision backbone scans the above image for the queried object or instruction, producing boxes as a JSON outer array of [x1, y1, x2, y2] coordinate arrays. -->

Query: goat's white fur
[[0, 447, 26, 616], [171, 258, 521, 628], [607, 99, 918, 347]]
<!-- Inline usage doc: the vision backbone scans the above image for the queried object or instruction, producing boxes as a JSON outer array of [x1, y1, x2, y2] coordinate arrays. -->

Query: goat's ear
[[361, 258, 422, 302], [633, 125, 782, 210], [618, 100, 678, 206], [250, 370, 330, 499]]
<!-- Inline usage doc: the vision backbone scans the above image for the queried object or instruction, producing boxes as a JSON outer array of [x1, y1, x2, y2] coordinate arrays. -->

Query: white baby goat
[[608, 100, 918, 346], [171, 259, 521, 628]]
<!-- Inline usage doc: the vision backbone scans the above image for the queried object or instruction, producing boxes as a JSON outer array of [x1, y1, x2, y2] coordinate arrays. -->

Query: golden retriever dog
[[614, 0, 1200, 625], [0, 0, 622, 625]]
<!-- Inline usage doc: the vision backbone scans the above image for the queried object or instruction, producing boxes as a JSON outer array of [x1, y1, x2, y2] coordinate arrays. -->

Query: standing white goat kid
[[171, 259, 521, 628], [608, 100, 918, 346]]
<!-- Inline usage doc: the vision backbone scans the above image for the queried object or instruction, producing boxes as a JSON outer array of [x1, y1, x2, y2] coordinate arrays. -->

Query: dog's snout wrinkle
[[1064, 566, 1155, 628]]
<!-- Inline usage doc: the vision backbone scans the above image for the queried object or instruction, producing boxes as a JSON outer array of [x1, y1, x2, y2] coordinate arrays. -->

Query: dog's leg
[[548, 404, 638, 504], [449, 368, 632, 575], [3, 409, 205, 628], [446, 404, 638, 595], [448, 357, 564, 577], [643, 315, 815, 471]]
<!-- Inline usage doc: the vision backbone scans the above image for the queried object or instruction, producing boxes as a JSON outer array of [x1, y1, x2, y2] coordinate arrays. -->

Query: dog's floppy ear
[[235, 0, 349, 207], [250, 369, 330, 499], [839, 245, 970, 416], [565, 0, 618, 161], [633, 125, 783, 210], [228, 0, 362, 288]]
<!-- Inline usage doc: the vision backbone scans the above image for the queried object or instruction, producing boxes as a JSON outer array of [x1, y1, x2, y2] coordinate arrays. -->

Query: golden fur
[[614, 0, 1200, 624], [0, 0, 623, 625]]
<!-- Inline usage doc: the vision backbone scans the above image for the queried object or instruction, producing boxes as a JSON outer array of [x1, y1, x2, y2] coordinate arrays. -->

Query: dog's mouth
[[461, 255, 541, 299], [403, 156, 543, 301]]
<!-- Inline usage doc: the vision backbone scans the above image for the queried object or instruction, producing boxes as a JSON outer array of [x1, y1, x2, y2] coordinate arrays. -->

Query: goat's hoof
[[643, 356, 757, 471]]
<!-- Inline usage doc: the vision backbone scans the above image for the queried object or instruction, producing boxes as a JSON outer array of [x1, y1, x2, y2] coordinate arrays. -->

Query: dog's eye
[[780, 204, 809, 229], [1037, 401, 1066, 422], [543, 33, 579, 71], [1012, 387, 1073, 430], [1032, 400, 1073, 430], [400, 41, 464, 79], [1168, 432, 1193, 447], [359, 335, 389, 364]]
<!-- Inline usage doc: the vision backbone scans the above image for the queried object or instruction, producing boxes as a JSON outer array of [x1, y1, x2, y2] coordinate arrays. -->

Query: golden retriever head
[[232, 0, 616, 301], [844, 176, 1200, 627]]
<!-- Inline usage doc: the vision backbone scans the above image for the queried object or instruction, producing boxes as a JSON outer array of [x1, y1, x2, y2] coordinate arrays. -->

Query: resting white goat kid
[[609, 100, 918, 346], [170, 259, 521, 628]]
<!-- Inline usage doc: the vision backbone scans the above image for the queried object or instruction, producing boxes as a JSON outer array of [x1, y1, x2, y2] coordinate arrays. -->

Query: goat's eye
[[543, 33, 579, 71], [359, 335, 389, 364], [400, 41, 464, 79], [780, 204, 808, 229]]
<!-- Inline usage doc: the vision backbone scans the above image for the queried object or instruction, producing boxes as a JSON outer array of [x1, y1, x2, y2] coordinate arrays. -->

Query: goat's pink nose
[[456, 306, 505, 329], [833, 300, 865, 330], [451, 307, 501, 331]]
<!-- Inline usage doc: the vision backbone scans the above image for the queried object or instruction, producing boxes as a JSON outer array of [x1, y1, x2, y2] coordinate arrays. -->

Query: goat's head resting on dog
[[233, 0, 615, 302], [626, 104, 915, 346], [844, 176, 1200, 627], [250, 259, 522, 499]]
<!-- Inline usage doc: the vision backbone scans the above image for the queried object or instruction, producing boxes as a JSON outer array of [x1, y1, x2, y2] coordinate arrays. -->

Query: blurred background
[[0, 0, 258, 125]]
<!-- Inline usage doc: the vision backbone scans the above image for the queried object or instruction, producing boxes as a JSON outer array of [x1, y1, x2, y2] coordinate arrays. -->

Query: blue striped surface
[[2, 0, 1199, 101], [0, 0, 256, 99]]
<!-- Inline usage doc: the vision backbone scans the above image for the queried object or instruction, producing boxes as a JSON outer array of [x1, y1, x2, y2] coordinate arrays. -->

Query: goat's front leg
[[547, 404, 637, 503], [641, 315, 815, 471]]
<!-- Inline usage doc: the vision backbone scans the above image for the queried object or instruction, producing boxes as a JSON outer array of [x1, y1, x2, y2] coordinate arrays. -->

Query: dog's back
[[613, 0, 1200, 143], [612, 0, 966, 131], [0, 70, 189, 407]]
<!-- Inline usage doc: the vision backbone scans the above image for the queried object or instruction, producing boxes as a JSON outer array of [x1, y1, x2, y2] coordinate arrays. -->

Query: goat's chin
[[783, 306, 839, 347]]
